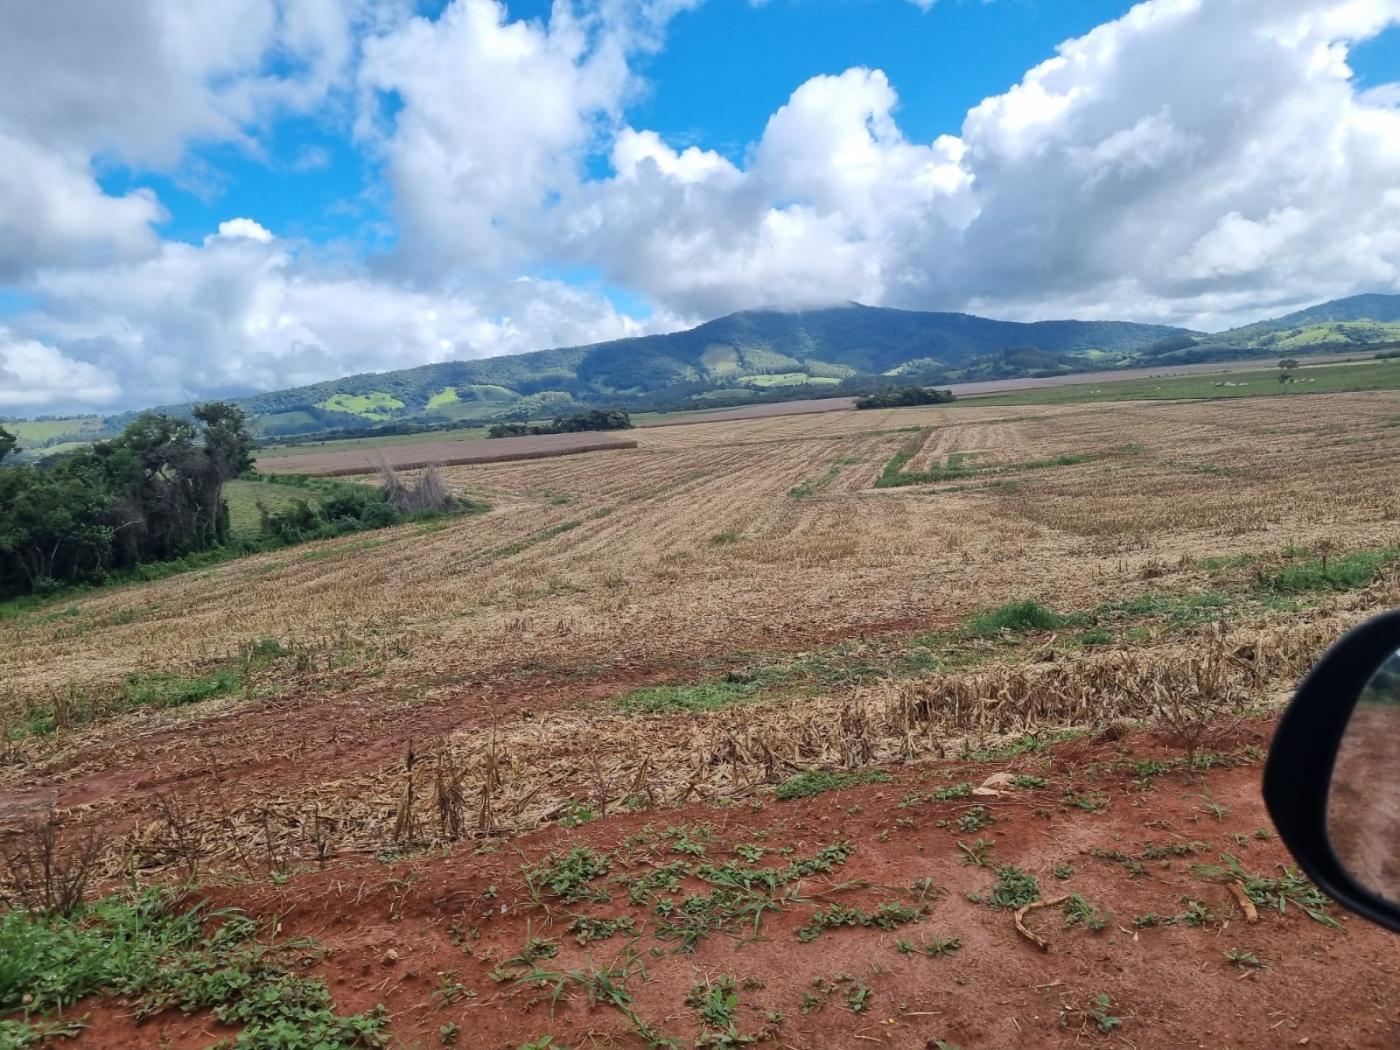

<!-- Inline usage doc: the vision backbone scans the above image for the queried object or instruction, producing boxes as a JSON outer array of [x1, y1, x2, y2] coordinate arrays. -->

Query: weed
[[919, 935, 962, 958], [525, 848, 611, 903], [773, 769, 892, 801], [1063, 893, 1109, 932], [795, 901, 926, 942], [962, 600, 1076, 638], [617, 681, 756, 715], [954, 806, 992, 832], [984, 866, 1040, 910], [846, 983, 872, 1013], [957, 838, 995, 866], [930, 783, 973, 801], [1052, 863, 1074, 880], [1010, 774, 1048, 789], [568, 914, 638, 945], [1193, 854, 1340, 928], [558, 802, 598, 828], [1178, 898, 1215, 927], [1062, 789, 1110, 812], [1224, 948, 1265, 970], [440, 1021, 461, 1044], [710, 529, 744, 546], [0, 889, 386, 1045]]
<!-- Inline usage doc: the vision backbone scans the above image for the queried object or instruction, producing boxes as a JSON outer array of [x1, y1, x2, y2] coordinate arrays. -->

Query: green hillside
[[217, 304, 1198, 435], [12, 294, 1400, 445]]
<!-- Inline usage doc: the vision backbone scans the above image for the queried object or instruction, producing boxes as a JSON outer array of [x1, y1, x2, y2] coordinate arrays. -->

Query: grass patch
[[962, 600, 1080, 638], [1257, 548, 1400, 593], [0, 890, 385, 1046], [789, 465, 842, 499], [615, 681, 757, 715], [774, 769, 892, 801], [875, 432, 1103, 489]]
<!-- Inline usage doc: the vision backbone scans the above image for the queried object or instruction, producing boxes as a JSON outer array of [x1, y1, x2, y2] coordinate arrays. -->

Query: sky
[[1, 0, 1399, 415]]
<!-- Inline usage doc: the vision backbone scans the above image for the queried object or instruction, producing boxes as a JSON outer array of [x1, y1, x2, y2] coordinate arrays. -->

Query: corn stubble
[[5, 391, 1400, 881]]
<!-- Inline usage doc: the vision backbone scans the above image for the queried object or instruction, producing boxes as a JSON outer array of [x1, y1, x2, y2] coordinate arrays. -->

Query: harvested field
[[5, 389, 1400, 1048], [256, 431, 639, 475]]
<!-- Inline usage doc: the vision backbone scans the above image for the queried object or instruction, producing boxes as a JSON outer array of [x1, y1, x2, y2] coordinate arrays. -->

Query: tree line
[[0, 405, 475, 601], [854, 387, 957, 410], [487, 409, 634, 439], [0, 405, 253, 598]]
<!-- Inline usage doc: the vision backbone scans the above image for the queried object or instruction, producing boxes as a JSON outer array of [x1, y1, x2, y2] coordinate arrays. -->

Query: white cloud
[[4, 0, 1400, 413], [10, 227, 669, 409], [215, 218, 277, 244], [0, 0, 389, 281], [0, 332, 121, 410]]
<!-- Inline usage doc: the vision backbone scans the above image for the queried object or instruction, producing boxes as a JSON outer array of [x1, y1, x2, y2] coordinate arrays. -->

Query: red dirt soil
[[54, 722, 1400, 1050]]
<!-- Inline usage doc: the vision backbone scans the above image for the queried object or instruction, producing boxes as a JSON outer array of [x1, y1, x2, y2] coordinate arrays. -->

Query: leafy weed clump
[[774, 769, 892, 801]]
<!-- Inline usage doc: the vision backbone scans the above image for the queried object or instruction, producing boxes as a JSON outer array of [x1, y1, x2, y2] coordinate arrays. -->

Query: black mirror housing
[[1264, 608, 1400, 933]]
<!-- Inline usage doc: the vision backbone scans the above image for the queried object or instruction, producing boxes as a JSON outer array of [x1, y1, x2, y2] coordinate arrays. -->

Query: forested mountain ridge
[[9, 294, 1400, 445], [206, 304, 1201, 436]]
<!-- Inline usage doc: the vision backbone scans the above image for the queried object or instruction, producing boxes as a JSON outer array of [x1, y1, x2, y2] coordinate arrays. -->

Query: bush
[[488, 410, 632, 438], [855, 387, 956, 410]]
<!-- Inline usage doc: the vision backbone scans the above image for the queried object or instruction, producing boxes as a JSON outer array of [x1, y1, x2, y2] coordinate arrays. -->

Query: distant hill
[[10, 293, 1400, 447], [1210, 293, 1400, 354], [223, 304, 1198, 436]]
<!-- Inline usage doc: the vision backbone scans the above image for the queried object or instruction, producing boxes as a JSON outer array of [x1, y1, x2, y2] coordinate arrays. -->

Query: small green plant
[[795, 901, 925, 942], [957, 838, 994, 866], [1224, 948, 1265, 970], [846, 982, 872, 1013], [1062, 789, 1110, 813], [1088, 994, 1122, 1034], [525, 848, 610, 903], [710, 529, 744, 546], [557, 801, 598, 828], [919, 935, 962, 957], [617, 681, 755, 714], [984, 866, 1040, 910], [440, 1021, 461, 1044], [1178, 898, 1215, 927], [1010, 774, 1048, 789], [1062, 893, 1109, 932], [1052, 863, 1074, 880], [567, 914, 637, 945], [957, 807, 994, 832], [930, 783, 973, 800], [962, 600, 1074, 638], [774, 769, 892, 801]]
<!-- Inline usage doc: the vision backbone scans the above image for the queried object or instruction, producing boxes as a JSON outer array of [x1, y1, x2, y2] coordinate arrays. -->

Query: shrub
[[855, 388, 957, 410]]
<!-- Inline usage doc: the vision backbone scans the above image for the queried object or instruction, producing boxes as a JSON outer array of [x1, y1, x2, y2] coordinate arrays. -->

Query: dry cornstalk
[[1014, 895, 1070, 951], [1228, 880, 1259, 923]]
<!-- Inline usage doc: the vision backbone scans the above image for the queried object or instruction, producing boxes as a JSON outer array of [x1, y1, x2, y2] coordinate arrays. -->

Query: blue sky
[[2, 0, 1399, 414]]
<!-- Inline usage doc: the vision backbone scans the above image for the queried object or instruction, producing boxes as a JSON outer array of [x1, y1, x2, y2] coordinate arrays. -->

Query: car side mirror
[[1265, 609, 1400, 933]]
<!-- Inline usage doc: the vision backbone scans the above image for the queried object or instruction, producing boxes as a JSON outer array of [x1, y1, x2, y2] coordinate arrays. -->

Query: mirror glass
[[1330, 649, 1400, 903]]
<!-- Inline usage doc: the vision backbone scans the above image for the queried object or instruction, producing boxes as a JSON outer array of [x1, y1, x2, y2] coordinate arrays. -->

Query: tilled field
[[4, 391, 1400, 1048]]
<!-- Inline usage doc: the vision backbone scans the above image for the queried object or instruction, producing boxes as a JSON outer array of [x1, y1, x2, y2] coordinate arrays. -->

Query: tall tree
[[0, 425, 17, 464]]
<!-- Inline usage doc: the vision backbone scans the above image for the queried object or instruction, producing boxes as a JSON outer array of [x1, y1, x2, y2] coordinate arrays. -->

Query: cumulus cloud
[[0, 0, 388, 280], [10, 228, 666, 409], [4, 0, 1400, 413], [0, 332, 121, 410]]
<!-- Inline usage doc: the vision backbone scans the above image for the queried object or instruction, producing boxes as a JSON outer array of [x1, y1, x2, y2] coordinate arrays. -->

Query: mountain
[[1211, 293, 1400, 353], [229, 304, 1198, 436], [14, 294, 1400, 448]]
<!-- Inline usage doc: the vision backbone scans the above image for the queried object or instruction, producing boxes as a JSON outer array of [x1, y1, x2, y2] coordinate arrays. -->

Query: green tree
[[0, 425, 17, 464], [0, 465, 112, 594]]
